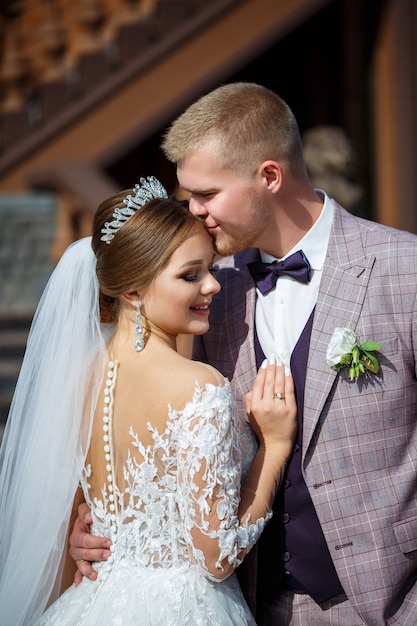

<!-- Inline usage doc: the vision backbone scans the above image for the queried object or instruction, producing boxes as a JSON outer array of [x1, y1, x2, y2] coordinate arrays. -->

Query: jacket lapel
[[302, 204, 376, 455], [215, 249, 259, 416]]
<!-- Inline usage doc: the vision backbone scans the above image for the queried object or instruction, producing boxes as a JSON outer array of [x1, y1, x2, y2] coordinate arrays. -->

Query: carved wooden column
[[372, 0, 417, 231], [75, 0, 109, 90], [0, 1, 29, 150], [111, 0, 156, 62], [36, 0, 70, 120]]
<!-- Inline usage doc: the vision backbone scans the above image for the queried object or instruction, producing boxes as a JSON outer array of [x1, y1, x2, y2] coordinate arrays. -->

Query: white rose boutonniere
[[326, 327, 381, 381]]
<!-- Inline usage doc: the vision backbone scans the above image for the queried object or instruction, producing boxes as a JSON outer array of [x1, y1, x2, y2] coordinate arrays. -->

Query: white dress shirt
[[255, 191, 333, 367]]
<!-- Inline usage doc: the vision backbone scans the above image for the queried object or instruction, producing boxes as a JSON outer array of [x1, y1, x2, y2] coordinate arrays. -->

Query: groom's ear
[[259, 160, 282, 192]]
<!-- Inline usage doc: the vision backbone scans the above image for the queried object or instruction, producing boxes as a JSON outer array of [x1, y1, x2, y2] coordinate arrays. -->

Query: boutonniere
[[326, 327, 382, 381]]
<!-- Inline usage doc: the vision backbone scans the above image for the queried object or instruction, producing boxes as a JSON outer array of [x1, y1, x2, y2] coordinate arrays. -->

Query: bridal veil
[[0, 237, 109, 625]]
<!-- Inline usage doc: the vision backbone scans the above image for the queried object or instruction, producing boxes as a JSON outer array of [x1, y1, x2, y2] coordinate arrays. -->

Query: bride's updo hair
[[92, 191, 203, 323]]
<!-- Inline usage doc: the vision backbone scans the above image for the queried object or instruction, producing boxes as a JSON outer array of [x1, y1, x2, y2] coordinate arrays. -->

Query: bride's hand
[[245, 357, 297, 456]]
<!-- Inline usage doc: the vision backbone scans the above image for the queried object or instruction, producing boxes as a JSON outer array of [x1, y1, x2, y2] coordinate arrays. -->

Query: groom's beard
[[213, 196, 268, 257]]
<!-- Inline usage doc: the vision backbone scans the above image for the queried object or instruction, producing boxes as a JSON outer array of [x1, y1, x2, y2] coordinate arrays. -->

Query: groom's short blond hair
[[162, 82, 306, 178]]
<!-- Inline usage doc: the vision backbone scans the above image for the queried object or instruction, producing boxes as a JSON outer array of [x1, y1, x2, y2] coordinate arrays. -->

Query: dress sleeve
[[175, 382, 271, 581]]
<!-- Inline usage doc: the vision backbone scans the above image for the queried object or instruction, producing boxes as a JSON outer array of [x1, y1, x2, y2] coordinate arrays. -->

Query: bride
[[0, 177, 296, 625]]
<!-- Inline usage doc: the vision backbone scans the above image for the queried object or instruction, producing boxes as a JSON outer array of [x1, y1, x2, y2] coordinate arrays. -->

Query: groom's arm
[[68, 501, 112, 585], [60, 488, 86, 591]]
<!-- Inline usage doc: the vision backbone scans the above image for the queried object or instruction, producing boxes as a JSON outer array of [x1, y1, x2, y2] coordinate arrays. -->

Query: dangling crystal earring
[[134, 300, 144, 352]]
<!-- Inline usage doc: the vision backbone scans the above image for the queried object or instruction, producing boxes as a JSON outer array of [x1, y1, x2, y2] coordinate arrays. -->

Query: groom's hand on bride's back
[[69, 501, 112, 585]]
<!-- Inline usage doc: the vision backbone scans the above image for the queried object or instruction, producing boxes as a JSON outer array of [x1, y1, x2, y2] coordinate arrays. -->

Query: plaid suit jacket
[[193, 202, 417, 625]]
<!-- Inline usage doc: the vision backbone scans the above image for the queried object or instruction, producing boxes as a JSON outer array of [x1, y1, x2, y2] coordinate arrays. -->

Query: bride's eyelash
[[181, 273, 198, 282]]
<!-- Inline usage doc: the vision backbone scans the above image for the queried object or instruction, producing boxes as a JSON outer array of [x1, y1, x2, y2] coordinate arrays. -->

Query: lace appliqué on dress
[[79, 363, 264, 582]]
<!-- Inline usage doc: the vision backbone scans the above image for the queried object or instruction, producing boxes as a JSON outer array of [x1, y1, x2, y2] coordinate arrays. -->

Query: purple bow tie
[[248, 250, 311, 295]]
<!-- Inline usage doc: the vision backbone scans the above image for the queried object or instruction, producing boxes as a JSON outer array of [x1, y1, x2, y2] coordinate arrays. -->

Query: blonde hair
[[162, 82, 306, 177], [92, 192, 202, 322]]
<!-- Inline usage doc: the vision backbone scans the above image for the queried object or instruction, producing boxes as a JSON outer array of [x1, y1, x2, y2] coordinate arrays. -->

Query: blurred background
[[0, 0, 416, 439]]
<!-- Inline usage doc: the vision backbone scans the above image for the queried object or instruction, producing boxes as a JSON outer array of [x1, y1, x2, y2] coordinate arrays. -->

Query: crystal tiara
[[101, 176, 168, 244]]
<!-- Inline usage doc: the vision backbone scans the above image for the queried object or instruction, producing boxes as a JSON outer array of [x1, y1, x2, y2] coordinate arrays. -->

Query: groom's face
[[177, 146, 269, 257]]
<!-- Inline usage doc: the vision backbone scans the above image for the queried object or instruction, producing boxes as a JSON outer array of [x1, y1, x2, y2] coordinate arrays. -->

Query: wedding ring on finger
[[273, 391, 285, 400]]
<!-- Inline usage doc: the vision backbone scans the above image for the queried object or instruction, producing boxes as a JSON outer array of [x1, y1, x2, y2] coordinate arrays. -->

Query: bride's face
[[141, 225, 220, 338]]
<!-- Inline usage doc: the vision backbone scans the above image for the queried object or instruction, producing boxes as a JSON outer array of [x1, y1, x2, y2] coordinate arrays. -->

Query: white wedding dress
[[37, 361, 264, 626]]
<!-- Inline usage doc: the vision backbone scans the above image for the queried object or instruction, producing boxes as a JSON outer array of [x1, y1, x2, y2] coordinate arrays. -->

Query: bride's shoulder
[[163, 353, 229, 409], [181, 358, 227, 389]]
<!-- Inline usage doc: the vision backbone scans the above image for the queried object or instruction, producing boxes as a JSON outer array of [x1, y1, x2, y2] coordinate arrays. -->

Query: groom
[[70, 83, 417, 625]]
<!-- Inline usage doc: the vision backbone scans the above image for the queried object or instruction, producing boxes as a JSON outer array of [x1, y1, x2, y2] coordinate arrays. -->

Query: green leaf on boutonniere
[[360, 341, 382, 352], [360, 342, 381, 374]]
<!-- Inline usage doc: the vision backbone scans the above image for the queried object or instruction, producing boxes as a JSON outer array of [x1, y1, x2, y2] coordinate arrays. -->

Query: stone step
[[0, 193, 56, 316], [0, 192, 56, 446], [0, 322, 30, 431]]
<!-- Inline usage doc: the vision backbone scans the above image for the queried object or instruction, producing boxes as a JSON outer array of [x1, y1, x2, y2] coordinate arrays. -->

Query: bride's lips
[[190, 303, 211, 316]]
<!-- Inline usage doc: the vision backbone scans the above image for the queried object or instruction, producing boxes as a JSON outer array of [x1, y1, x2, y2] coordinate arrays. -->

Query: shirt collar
[[259, 189, 333, 271]]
